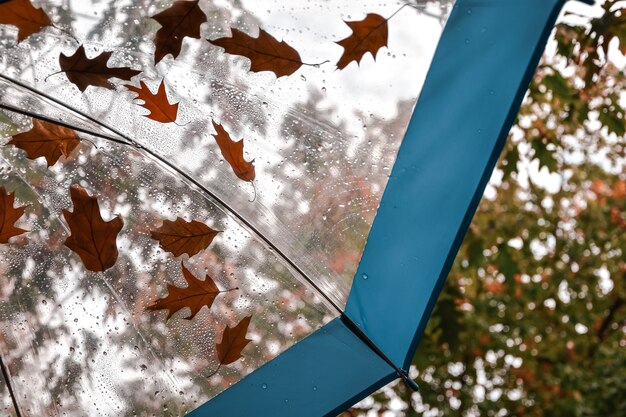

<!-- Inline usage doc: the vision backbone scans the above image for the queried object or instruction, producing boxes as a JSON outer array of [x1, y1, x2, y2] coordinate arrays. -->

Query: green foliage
[[346, 1, 626, 416]]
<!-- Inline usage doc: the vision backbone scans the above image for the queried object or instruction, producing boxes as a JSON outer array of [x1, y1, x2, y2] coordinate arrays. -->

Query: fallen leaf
[[335, 14, 388, 70], [209, 28, 303, 78], [60, 45, 141, 92], [152, 0, 206, 63], [63, 184, 123, 272], [8, 119, 80, 166], [0, 186, 28, 243], [127, 80, 179, 123], [211, 121, 255, 182], [147, 262, 233, 320], [216, 315, 252, 365], [151, 216, 220, 257], [0, 0, 51, 42]]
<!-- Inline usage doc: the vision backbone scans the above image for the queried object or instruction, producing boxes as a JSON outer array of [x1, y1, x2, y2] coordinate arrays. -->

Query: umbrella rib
[[0, 75, 419, 392], [0, 354, 23, 417]]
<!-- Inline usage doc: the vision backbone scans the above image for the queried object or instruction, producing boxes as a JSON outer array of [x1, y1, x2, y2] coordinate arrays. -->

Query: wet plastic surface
[[0, 1, 455, 415]]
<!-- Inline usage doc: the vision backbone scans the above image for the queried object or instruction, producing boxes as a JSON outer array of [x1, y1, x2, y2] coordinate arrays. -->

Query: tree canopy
[[345, 1, 626, 416]]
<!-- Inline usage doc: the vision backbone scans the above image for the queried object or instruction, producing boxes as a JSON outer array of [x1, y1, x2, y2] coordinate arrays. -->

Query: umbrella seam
[[0, 353, 23, 417]]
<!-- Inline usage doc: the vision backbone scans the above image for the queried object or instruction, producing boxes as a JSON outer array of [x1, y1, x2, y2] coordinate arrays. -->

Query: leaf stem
[[205, 363, 221, 379], [51, 25, 79, 44], [301, 59, 331, 68], [248, 180, 257, 203], [44, 70, 63, 83]]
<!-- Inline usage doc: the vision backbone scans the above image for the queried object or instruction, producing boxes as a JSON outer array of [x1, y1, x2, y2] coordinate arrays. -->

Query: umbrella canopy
[[0, 0, 584, 416]]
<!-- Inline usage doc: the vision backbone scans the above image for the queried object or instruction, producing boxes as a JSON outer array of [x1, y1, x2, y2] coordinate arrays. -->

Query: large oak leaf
[[63, 185, 123, 272], [0, 0, 51, 42], [152, 0, 206, 63], [150, 216, 220, 257], [209, 28, 303, 78], [335, 14, 388, 70], [211, 121, 255, 182], [216, 315, 252, 365], [60, 45, 141, 92], [147, 263, 233, 320], [127, 80, 179, 123], [0, 186, 28, 243], [8, 119, 80, 166]]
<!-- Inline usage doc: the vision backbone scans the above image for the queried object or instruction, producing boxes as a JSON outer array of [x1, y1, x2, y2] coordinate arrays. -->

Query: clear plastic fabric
[[0, 0, 455, 415]]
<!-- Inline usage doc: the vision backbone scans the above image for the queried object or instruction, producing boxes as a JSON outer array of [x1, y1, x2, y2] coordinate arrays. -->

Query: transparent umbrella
[[0, 0, 578, 416]]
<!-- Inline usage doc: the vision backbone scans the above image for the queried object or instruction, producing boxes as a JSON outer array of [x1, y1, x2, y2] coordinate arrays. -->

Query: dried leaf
[[211, 121, 255, 182], [336, 14, 388, 70], [8, 119, 80, 166], [59, 45, 141, 93], [0, 0, 51, 42], [0, 186, 28, 243], [209, 28, 303, 78], [147, 262, 232, 320], [150, 216, 220, 257], [152, 0, 206, 63], [127, 80, 179, 123], [63, 185, 123, 272], [216, 316, 252, 365], [60, 45, 141, 92]]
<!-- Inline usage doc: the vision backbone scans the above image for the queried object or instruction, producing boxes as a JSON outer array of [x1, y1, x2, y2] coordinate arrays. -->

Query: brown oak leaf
[[0, 186, 28, 243], [211, 121, 255, 182], [147, 262, 234, 320], [127, 80, 179, 123], [60, 45, 141, 92], [336, 14, 388, 70], [209, 28, 303, 78], [63, 184, 123, 272], [8, 119, 80, 166], [0, 0, 51, 42], [150, 216, 220, 257], [152, 0, 206, 63], [216, 315, 252, 365]]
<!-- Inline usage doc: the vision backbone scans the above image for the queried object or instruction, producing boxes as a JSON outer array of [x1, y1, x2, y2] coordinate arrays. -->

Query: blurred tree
[[345, 1, 626, 416]]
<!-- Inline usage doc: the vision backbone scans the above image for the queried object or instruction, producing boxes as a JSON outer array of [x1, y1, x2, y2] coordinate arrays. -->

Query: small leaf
[[0, 0, 51, 42], [150, 216, 220, 257], [216, 316, 252, 365], [531, 139, 558, 172], [147, 263, 230, 320], [211, 121, 255, 182], [152, 0, 206, 63], [7, 119, 80, 166], [543, 73, 576, 102], [496, 244, 520, 278], [335, 14, 388, 70], [63, 185, 124, 272], [209, 28, 303, 78], [0, 186, 28, 244], [60, 45, 141, 92], [598, 105, 626, 137], [127, 80, 179, 123], [502, 145, 520, 180]]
